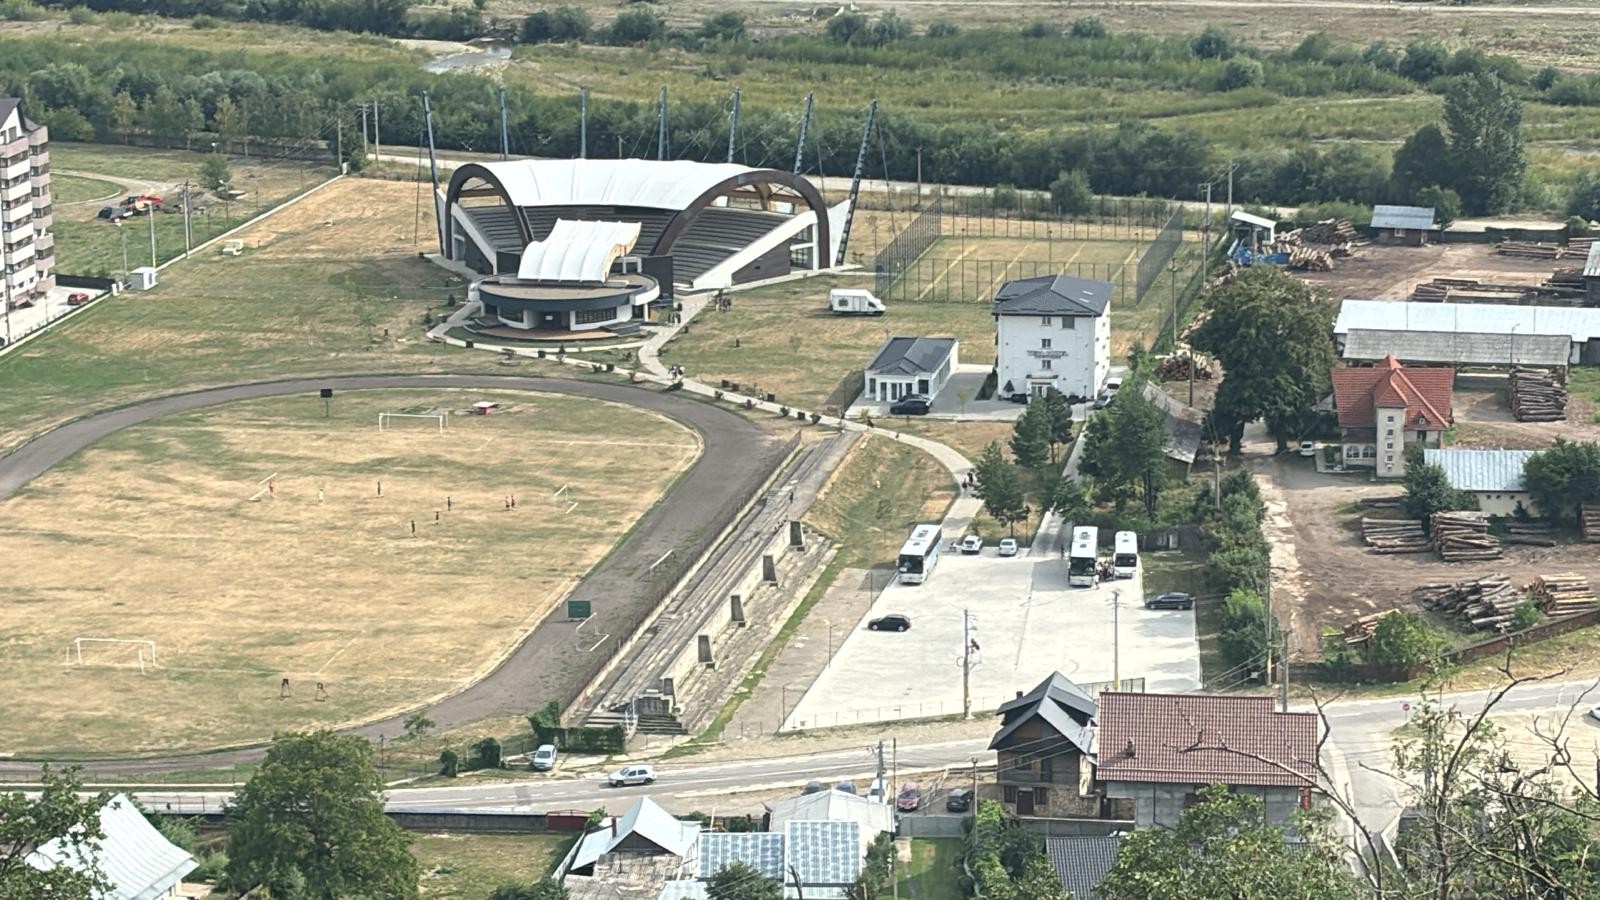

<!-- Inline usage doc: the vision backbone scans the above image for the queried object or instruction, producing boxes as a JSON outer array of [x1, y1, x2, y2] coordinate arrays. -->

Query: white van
[[828, 288, 886, 316], [1113, 531, 1138, 579]]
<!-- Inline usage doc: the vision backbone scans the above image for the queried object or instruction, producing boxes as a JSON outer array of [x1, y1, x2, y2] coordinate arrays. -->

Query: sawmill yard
[[1296, 241, 1576, 301]]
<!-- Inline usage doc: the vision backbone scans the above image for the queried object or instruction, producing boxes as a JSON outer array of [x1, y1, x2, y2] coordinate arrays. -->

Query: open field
[[47, 142, 337, 276], [885, 235, 1145, 305], [0, 388, 699, 756], [1297, 242, 1572, 300], [0, 177, 464, 456], [413, 832, 573, 899], [805, 435, 957, 570], [48, 173, 121, 205], [660, 273, 997, 415]]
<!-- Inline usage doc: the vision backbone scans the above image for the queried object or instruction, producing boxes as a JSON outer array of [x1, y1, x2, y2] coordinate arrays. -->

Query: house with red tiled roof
[[1095, 692, 1320, 830], [1330, 355, 1454, 478]]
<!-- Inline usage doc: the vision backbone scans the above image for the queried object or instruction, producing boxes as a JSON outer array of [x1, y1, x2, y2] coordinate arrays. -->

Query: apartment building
[[1, 98, 54, 308]]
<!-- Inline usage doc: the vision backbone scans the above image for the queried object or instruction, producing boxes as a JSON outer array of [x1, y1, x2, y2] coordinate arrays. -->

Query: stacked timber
[[1582, 504, 1600, 543], [1300, 219, 1360, 244], [1497, 241, 1564, 260], [1504, 520, 1557, 547], [1432, 511, 1503, 561], [1414, 573, 1521, 631], [1548, 268, 1584, 289], [1363, 517, 1430, 553], [1409, 277, 1534, 305], [1342, 609, 1400, 646], [1288, 245, 1334, 271], [1508, 368, 1567, 422], [1568, 236, 1597, 257], [1155, 354, 1215, 382], [1412, 281, 1451, 303], [1529, 574, 1598, 616], [1358, 495, 1405, 510]]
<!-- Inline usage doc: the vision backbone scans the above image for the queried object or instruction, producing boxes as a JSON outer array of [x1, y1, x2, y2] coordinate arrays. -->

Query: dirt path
[[0, 374, 786, 774]]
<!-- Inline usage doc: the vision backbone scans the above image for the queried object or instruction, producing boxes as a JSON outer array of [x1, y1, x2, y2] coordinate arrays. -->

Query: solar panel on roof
[[699, 832, 785, 880], [785, 821, 861, 885]]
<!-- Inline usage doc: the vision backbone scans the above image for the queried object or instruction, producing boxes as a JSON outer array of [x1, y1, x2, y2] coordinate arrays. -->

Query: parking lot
[[3, 284, 105, 348], [783, 550, 1201, 731]]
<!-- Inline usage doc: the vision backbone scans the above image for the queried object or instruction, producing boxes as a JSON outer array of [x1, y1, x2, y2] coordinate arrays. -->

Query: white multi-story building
[[993, 274, 1112, 401], [1, 98, 53, 310]]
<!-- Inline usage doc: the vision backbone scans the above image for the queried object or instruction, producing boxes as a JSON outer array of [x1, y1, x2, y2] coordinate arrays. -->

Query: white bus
[[1113, 531, 1139, 579], [897, 523, 943, 585], [1067, 526, 1099, 588]]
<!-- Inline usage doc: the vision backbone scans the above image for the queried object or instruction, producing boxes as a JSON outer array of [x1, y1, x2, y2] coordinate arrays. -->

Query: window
[[1041, 316, 1053, 326], [1041, 338, 1052, 350], [574, 306, 617, 326], [1003, 785, 1018, 803], [1062, 317, 1075, 329], [1041, 359, 1052, 370], [1033, 788, 1048, 806], [1015, 757, 1033, 772], [1362, 446, 1376, 458], [1385, 442, 1394, 450]]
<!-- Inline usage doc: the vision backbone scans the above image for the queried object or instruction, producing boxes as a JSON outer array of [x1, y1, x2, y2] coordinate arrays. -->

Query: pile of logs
[[1529, 574, 1598, 617], [1567, 236, 1596, 258], [1504, 520, 1557, 547], [1582, 503, 1600, 543], [1287, 245, 1334, 271], [1155, 354, 1215, 382], [1299, 219, 1360, 244], [1342, 609, 1400, 646], [1508, 368, 1567, 422], [1432, 511, 1503, 561], [1496, 241, 1565, 260], [1415, 573, 1522, 631], [1358, 495, 1404, 510], [1362, 517, 1430, 553]]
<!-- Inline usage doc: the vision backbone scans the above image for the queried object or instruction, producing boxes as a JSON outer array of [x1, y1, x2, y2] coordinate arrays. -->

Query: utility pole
[[1263, 570, 1274, 695], [117, 220, 128, 281], [334, 115, 343, 173], [657, 86, 669, 161], [1279, 629, 1290, 712], [147, 204, 157, 268], [372, 98, 380, 163], [916, 147, 923, 208], [792, 92, 813, 174], [962, 609, 976, 719], [726, 87, 741, 163], [1112, 589, 1121, 690], [498, 88, 509, 160], [579, 86, 589, 159], [1201, 181, 1213, 256], [181, 181, 192, 256], [359, 103, 368, 160], [1227, 160, 1237, 216]]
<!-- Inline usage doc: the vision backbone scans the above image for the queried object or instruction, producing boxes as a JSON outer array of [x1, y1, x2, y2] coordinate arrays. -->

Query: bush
[[0, 0, 47, 21], [191, 850, 228, 884], [1020, 20, 1056, 38], [1218, 57, 1264, 91], [1512, 602, 1541, 631], [1049, 169, 1093, 214], [699, 11, 745, 42], [439, 749, 460, 777], [1219, 588, 1267, 669], [1367, 610, 1445, 669], [1069, 17, 1106, 38], [1566, 215, 1592, 237], [1414, 185, 1461, 228], [528, 701, 626, 754], [1190, 25, 1234, 59], [824, 10, 868, 45], [604, 8, 663, 44], [925, 20, 959, 38], [191, 13, 218, 28], [471, 736, 503, 770]]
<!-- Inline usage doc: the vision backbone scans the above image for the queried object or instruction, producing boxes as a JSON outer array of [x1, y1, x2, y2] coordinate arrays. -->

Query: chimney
[[611, 817, 618, 837], [1015, 691, 1024, 700], [1124, 739, 1136, 758]]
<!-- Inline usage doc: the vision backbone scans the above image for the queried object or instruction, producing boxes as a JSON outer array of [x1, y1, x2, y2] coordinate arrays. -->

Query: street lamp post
[[116, 219, 129, 281]]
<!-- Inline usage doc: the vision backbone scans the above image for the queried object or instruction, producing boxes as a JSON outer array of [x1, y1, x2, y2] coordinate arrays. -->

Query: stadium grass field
[[0, 388, 698, 756]]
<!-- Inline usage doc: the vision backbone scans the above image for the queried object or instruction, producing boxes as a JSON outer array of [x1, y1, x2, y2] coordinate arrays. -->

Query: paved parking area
[[783, 551, 1201, 731], [3, 285, 106, 348]]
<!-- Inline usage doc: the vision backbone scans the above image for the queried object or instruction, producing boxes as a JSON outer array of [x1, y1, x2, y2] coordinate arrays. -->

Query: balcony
[[0, 136, 27, 163], [33, 210, 52, 232], [34, 232, 53, 253]]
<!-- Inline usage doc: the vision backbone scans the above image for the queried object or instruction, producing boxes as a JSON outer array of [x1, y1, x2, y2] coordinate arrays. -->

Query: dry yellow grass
[[0, 388, 698, 756]]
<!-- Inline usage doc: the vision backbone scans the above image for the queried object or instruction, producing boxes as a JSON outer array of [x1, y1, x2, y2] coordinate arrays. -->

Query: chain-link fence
[[871, 195, 943, 296], [1135, 207, 1186, 302], [883, 257, 1133, 305]]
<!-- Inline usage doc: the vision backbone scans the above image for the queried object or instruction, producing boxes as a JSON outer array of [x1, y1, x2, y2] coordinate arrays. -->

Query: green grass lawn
[[1569, 368, 1600, 424], [662, 273, 998, 416], [805, 435, 958, 570], [412, 832, 574, 899], [880, 838, 965, 900], [48, 174, 121, 204]]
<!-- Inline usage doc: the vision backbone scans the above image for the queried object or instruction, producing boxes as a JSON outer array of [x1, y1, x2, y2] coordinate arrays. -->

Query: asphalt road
[[0, 374, 787, 775]]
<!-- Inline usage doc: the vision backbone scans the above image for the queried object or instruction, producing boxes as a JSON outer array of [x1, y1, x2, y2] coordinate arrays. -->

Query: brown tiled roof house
[[1330, 355, 1454, 478]]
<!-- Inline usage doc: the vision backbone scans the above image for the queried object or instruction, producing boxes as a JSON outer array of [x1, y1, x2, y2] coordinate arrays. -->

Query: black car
[[868, 614, 912, 632], [889, 395, 931, 416], [945, 788, 973, 812], [1145, 591, 1195, 610]]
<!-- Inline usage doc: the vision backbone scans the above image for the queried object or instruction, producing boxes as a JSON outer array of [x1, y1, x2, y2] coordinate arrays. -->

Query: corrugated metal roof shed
[[1335, 300, 1600, 343], [1230, 210, 1276, 229], [1422, 448, 1538, 492], [1045, 836, 1123, 900], [1342, 329, 1571, 368], [1371, 204, 1437, 230], [1585, 241, 1600, 279], [27, 795, 197, 900]]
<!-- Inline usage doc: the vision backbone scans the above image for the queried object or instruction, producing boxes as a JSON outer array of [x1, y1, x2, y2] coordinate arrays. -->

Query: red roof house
[[1330, 356, 1454, 477], [1095, 692, 1320, 829]]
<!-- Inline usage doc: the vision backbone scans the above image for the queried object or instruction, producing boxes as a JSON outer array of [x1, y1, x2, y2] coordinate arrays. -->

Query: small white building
[[1423, 448, 1541, 517], [27, 794, 197, 900], [992, 274, 1112, 401], [864, 336, 958, 403]]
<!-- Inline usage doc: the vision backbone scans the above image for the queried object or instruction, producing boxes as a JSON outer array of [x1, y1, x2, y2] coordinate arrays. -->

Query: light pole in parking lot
[[1111, 589, 1121, 691]]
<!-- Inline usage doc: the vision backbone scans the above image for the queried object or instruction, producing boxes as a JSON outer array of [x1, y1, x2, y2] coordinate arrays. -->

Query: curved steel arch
[[651, 169, 831, 266], [444, 163, 533, 250]]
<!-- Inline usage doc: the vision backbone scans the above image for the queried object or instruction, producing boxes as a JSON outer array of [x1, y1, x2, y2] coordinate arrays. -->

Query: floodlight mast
[[834, 99, 877, 267], [793, 92, 814, 175]]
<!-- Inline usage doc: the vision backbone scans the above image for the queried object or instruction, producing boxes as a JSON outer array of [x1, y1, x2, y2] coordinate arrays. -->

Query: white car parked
[[608, 764, 656, 787], [997, 538, 1019, 557], [959, 535, 983, 555]]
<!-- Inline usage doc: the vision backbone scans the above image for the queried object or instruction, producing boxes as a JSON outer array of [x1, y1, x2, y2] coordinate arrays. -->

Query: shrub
[[925, 20, 959, 38], [1512, 602, 1541, 631], [1049, 166, 1094, 211], [471, 736, 503, 770], [1367, 610, 1445, 669], [824, 10, 868, 45], [439, 749, 460, 777], [1566, 215, 1592, 237], [0, 0, 47, 21], [191, 14, 218, 28], [1218, 58, 1264, 91], [1068, 17, 1106, 38], [605, 8, 664, 44], [1414, 185, 1461, 228], [1190, 25, 1234, 59], [1020, 20, 1056, 38]]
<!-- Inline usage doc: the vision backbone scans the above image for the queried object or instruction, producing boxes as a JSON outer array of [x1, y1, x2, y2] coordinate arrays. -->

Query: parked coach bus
[[1067, 526, 1099, 588], [897, 523, 943, 585], [1113, 530, 1139, 579]]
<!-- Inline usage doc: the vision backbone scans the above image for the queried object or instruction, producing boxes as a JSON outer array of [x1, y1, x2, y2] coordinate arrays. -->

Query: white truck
[[827, 288, 886, 316]]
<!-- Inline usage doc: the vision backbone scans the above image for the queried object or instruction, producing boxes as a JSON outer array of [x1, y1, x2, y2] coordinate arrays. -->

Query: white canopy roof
[[28, 794, 197, 900], [479, 158, 759, 211], [516, 219, 641, 283], [1334, 299, 1600, 343]]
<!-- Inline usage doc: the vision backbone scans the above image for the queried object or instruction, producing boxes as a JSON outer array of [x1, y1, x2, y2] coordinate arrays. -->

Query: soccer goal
[[378, 412, 446, 433], [70, 637, 158, 673]]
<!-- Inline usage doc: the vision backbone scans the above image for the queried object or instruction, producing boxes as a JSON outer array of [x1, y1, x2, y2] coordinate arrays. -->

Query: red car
[[66, 292, 91, 307], [896, 782, 922, 812]]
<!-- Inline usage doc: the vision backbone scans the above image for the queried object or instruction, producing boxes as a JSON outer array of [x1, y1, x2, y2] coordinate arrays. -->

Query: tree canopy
[[1099, 785, 1357, 900], [1078, 379, 1168, 517], [1523, 438, 1600, 524], [1442, 71, 1526, 215], [1402, 445, 1472, 521], [226, 731, 420, 899], [0, 768, 111, 900], [1189, 268, 1336, 453], [973, 442, 1030, 536], [706, 861, 781, 900]]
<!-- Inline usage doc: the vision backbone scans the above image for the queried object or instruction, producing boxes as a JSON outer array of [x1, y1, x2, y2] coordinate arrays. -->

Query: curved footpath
[[0, 374, 787, 775]]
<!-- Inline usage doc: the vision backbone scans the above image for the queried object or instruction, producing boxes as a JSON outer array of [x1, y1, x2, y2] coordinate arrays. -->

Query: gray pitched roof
[[866, 336, 956, 377], [1044, 836, 1123, 900], [1342, 328, 1571, 368], [1422, 448, 1538, 492], [27, 795, 197, 900], [990, 671, 1097, 754], [565, 797, 701, 873], [0, 98, 19, 127], [1371, 205, 1437, 230], [993, 274, 1112, 317]]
